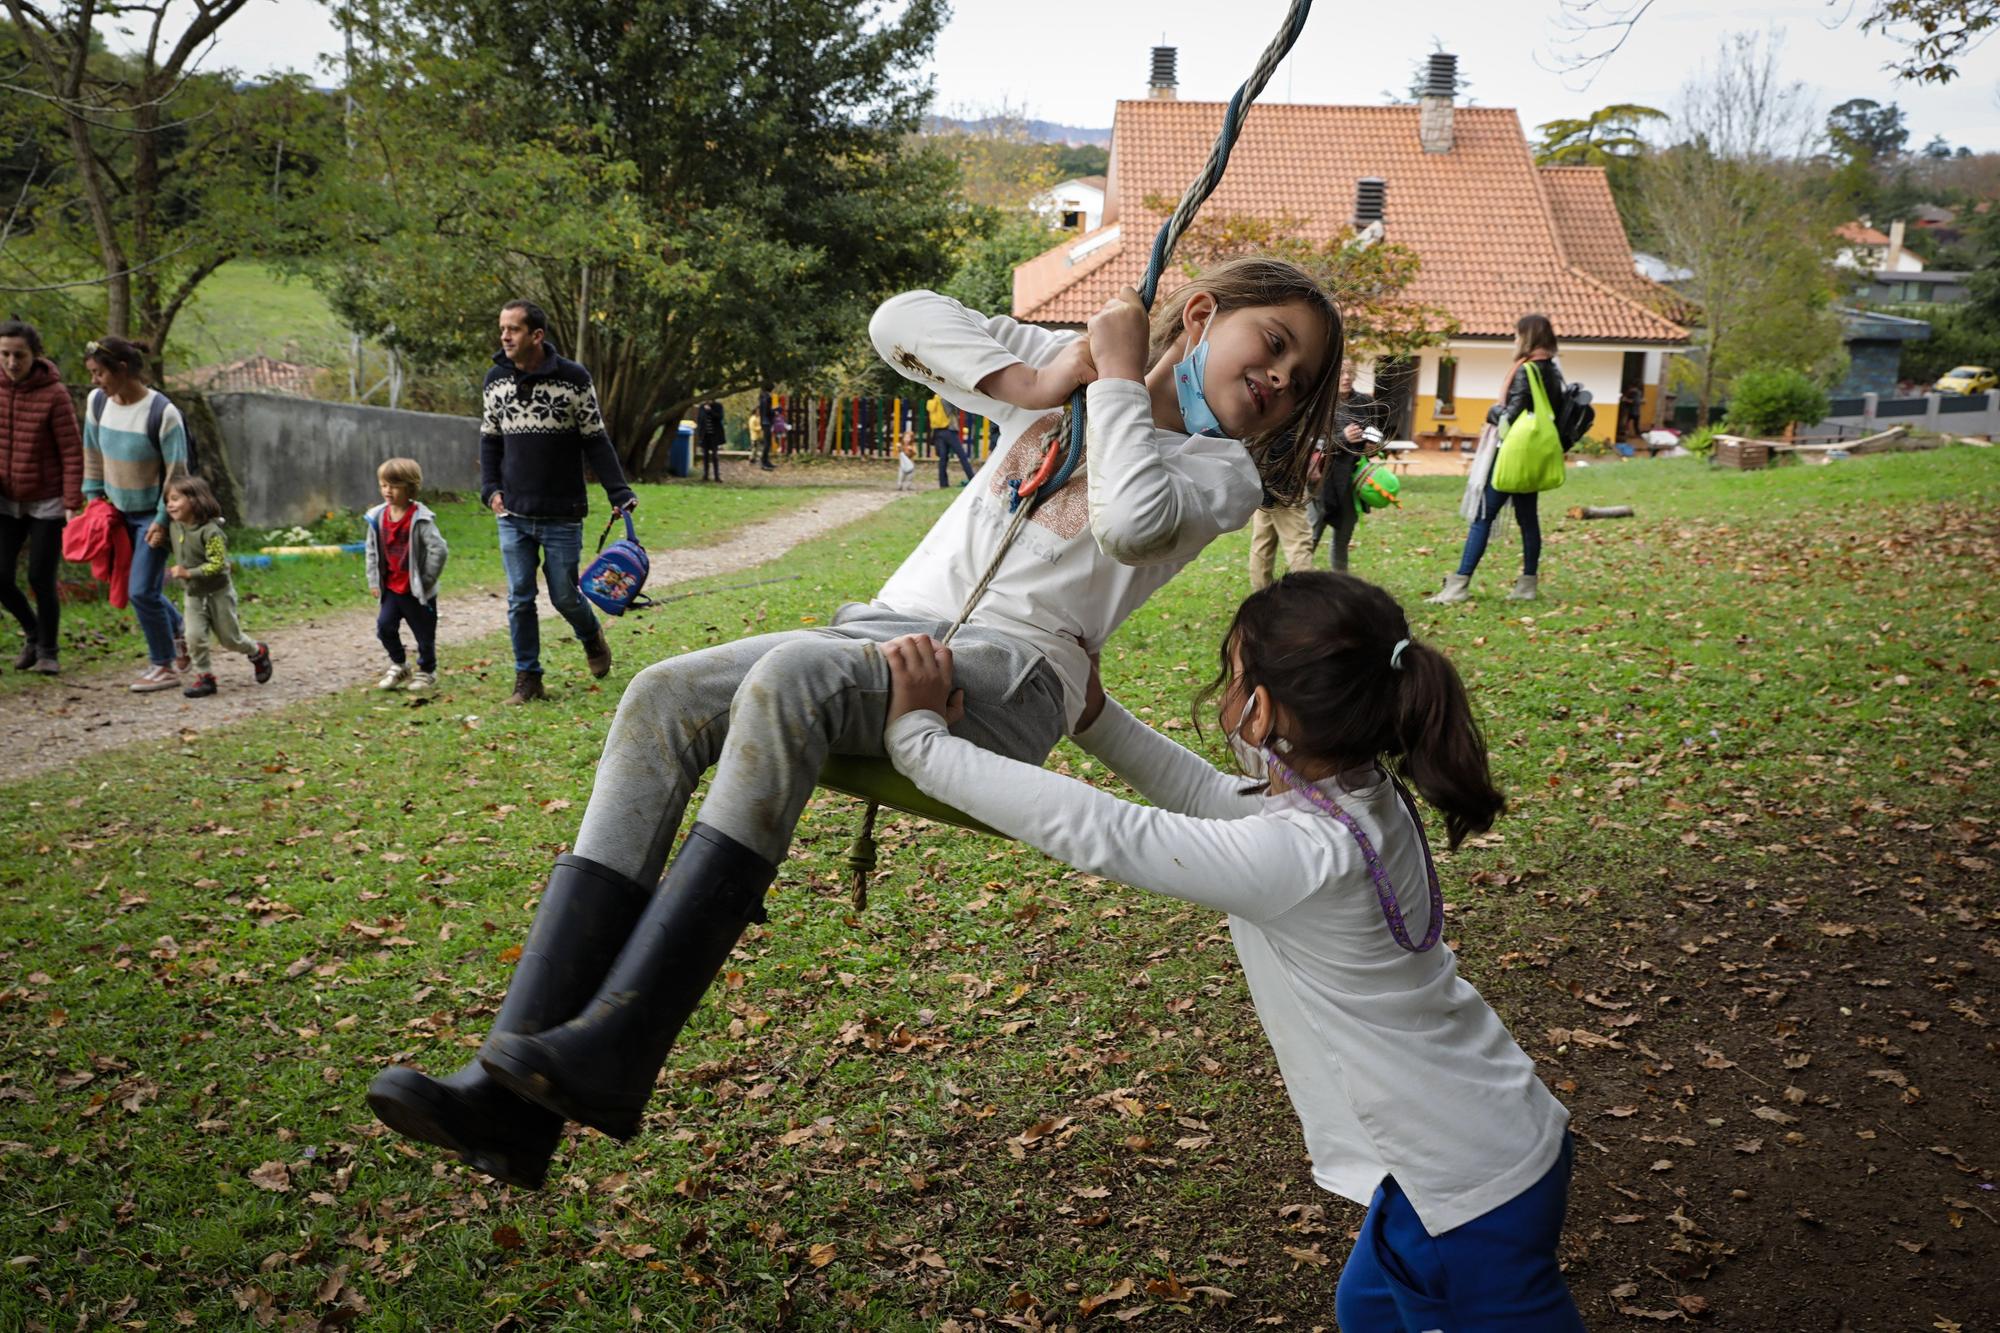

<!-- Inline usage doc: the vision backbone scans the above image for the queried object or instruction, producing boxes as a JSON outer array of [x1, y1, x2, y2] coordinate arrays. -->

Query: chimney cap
[[1149, 45, 1178, 98], [1423, 52, 1458, 100]]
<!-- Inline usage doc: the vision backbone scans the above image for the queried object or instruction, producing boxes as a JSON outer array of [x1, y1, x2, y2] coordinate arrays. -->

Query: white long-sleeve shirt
[[869, 291, 1264, 728], [885, 701, 1571, 1236]]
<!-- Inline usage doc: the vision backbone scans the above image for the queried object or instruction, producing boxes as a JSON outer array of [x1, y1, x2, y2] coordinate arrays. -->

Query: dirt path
[[4, 488, 902, 777]]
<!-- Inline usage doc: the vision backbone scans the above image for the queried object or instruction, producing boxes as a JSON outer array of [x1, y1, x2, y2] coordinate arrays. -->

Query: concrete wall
[[1810, 390, 2000, 438], [209, 394, 482, 527]]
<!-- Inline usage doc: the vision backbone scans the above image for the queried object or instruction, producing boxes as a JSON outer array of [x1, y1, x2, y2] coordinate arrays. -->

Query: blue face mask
[[1173, 320, 1224, 437]]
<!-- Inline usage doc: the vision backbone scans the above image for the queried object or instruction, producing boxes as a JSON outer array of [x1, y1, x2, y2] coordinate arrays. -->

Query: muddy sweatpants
[[572, 603, 1069, 883]]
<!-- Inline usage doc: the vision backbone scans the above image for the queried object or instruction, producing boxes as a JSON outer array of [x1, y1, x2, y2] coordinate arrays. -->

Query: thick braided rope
[[945, 0, 1315, 643]]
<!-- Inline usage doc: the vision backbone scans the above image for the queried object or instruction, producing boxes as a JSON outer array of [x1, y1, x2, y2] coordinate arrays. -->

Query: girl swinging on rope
[[368, 259, 1343, 1189]]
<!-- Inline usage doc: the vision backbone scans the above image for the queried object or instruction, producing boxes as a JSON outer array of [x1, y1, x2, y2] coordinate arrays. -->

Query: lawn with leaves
[[8, 483, 834, 695], [2, 450, 1995, 1331]]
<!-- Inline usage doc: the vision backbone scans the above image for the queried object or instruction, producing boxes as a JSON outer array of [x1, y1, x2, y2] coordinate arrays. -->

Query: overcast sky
[[199, 0, 1999, 152]]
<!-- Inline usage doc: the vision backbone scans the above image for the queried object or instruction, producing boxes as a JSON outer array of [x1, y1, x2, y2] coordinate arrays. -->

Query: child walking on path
[[365, 458, 449, 693], [880, 571, 1582, 1332], [164, 476, 271, 699], [895, 439, 916, 491], [368, 257, 1343, 1191]]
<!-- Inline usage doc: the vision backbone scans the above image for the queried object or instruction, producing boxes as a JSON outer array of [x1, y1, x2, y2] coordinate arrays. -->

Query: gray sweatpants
[[572, 603, 1068, 882], [183, 586, 257, 673]]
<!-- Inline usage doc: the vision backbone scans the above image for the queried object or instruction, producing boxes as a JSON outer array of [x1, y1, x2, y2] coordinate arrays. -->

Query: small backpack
[[1555, 381, 1595, 452], [91, 388, 200, 474], [579, 508, 651, 616]]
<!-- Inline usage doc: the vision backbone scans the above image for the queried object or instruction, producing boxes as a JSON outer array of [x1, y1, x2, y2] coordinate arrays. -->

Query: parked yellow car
[[1935, 365, 1998, 395]]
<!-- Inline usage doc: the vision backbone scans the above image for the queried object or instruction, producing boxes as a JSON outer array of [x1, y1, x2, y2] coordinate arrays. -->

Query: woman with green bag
[[1428, 315, 1564, 604]]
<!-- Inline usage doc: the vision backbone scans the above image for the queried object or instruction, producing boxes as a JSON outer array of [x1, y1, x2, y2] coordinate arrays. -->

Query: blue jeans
[[497, 514, 598, 675], [124, 512, 183, 667], [933, 427, 974, 486], [1455, 483, 1541, 578], [1335, 1132, 1584, 1332]]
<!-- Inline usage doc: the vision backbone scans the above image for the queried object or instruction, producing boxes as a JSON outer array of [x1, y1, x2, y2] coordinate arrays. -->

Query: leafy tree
[[0, 1, 336, 372], [1723, 366, 1829, 434], [1053, 144, 1109, 180], [1857, 0, 2000, 83], [1534, 104, 1667, 165], [942, 211, 1060, 318], [1639, 33, 1844, 425], [335, 0, 963, 476], [927, 105, 1064, 210], [1894, 305, 2000, 386], [1826, 98, 1909, 163]]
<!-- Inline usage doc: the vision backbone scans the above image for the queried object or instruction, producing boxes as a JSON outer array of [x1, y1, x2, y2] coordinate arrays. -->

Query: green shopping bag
[[1491, 362, 1565, 494]]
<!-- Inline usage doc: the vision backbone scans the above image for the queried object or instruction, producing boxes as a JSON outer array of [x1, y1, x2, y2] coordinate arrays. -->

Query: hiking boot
[[407, 669, 437, 694], [377, 662, 412, 691], [482, 824, 776, 1141], [182, 673, 218, 698], [507, 670, 546, 705], [129, 664, 179, 693], [1425, 573, 1472, 605], [1506, 575, 1539, 602], [13, 638, 36, 671], [29, 655, 58, 676], [172, 633, 191, 674], [583, 630, 612, 679], [249, 642, 273, 683], [367, 855, 652, 1189]]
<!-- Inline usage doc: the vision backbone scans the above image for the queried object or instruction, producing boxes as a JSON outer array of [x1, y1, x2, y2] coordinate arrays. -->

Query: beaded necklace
[[1264, 752, 1443, 953]]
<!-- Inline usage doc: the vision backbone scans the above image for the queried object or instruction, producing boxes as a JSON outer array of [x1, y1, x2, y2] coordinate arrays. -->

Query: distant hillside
[[924, 115, 1111, 148]]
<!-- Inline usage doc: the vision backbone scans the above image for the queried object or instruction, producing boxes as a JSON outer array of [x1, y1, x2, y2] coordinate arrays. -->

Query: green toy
[[1353, 457, 1402, 515]]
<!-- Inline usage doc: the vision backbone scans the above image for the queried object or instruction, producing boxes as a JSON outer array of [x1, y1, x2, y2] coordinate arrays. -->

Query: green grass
[[1, 450, 1995, 1329], [166, 262, 355, 373], [3, 483, 839, 692]]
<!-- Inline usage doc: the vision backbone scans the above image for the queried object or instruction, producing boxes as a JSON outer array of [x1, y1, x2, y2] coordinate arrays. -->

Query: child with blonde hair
[[365, 457, 449, 693], [163, 474, 271, 698]]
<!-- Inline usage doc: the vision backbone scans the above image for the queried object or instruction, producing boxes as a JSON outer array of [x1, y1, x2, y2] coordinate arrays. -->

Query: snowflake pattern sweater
[[479, 344, 634, 519]]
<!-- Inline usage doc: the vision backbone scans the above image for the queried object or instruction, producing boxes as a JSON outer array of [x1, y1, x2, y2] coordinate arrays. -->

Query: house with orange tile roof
[[1012, 53, 1689, 443]]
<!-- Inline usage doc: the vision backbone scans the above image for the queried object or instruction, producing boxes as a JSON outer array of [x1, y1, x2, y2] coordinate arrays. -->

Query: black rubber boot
[[481, 823, 775, 1141], [367, 854, 649, 1188]]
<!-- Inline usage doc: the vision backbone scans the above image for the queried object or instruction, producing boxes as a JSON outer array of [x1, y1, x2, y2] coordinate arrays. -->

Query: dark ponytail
[[1199, 571, 1505, 849], [1386, 638, 1505, 849]]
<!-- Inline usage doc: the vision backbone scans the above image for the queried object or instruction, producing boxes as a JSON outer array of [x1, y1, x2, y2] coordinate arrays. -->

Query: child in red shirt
[[364, 458, 449, 692]]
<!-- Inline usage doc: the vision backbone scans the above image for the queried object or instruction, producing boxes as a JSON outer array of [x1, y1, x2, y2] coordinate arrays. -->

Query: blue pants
[[933, 427, 974, 486], [1455, 484, 1540, 578], [1335, 1134, 1584, 1333], [377, 589, 438, 673], [124, 512, 184, 667], [497, 514, 597, 675]]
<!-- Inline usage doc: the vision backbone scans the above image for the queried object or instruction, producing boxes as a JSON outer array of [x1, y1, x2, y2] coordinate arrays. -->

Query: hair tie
[[1390, 638, 1412, 671]]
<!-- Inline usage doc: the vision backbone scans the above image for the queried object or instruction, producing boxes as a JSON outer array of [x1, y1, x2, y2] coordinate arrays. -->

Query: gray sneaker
[[1425, 573, 1472, 605], [406, 669, 437, 694], [1507, 575, 1539, 601], [376, 662, 413, 691], [129, 664, 180, 693]]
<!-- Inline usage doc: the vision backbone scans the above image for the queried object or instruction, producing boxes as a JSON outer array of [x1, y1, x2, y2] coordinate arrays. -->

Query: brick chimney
[[1149, 46, 1178, 101], [1885, 218, 1906, 271], [1418, 52, 1456, 154]]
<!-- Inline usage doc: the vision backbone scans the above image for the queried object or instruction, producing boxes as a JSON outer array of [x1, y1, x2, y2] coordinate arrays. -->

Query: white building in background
[[1032, 176, 1106, 233], [1836, 220, 1924, 273]]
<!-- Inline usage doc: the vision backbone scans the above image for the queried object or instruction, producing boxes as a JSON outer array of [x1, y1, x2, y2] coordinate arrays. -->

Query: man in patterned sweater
[[482, 299, 637, 704]]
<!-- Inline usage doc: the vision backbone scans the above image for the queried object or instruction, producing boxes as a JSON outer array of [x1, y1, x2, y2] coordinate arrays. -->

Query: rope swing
[[825, 0, 1319, 905]]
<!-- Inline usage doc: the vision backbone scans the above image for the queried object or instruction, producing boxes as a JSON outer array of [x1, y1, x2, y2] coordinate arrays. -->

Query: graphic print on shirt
[[988, 410, 1089, 541]]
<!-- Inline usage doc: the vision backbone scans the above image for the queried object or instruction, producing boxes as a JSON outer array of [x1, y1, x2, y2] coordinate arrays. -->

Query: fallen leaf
[[247, 1161, 291, 1193]]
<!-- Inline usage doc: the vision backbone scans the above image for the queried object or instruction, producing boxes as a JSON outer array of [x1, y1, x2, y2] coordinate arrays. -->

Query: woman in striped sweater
[[81, 335, 193, 693]]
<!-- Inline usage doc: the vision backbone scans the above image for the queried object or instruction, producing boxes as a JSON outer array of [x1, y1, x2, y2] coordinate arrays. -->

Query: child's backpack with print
[[580, 508, 652, 616]]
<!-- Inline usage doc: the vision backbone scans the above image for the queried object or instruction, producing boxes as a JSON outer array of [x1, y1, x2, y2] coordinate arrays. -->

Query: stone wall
[[207, 394, 482, 526]]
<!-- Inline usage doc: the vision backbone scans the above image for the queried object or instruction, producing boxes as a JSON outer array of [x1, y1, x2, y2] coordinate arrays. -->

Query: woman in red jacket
[[0, 320, 85, 673]]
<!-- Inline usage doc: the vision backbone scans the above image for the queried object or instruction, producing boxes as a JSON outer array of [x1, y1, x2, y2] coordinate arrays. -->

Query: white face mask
[[1225, 693, 1268, 782]]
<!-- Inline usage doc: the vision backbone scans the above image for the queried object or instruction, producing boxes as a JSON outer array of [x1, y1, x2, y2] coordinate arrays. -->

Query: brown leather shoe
[[507, 670, 546, 704], [583, 630, 612, 679]]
